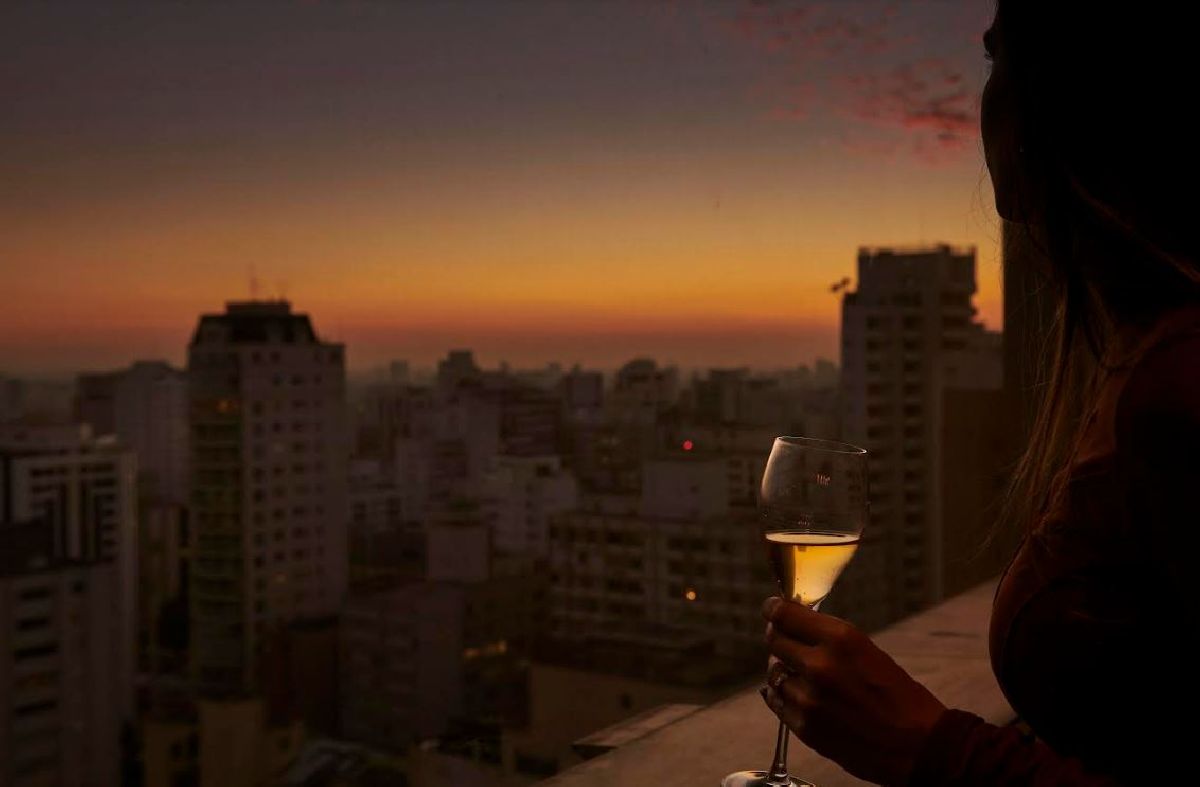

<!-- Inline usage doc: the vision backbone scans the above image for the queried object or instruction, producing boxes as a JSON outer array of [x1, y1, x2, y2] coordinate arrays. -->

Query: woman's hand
[[762, 596, 946, 785]]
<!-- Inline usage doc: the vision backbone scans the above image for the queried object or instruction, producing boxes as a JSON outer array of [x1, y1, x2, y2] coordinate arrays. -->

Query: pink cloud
[[693, 0, 986, 164], [847, 58, 979, 152]]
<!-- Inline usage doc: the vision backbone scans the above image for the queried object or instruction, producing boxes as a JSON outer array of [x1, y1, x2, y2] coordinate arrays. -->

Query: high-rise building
[[662, 424, 774, 507], [931, 220, 1058, 599], [347, 459, 423, 588], [340, 523, 544, 753], [75, 374, 117, 436], [838, 245, 1003, 630], [0, 424, 138, 719], [0, 521, 124, 787], [351, 379, 433, 462], [484, 455, 578, 558], [436, 350, 482, 395], [491, 382, 561, 458], [548, 456, 768, 649], [140, 503, 189, 675], [559, 367, 604, 425], [684, 368, 839, 441], [139, 692, 305, 787], [938, 384, 1014, 598], [75, 361, 191, 675], [187, 300, 348, 695], [76, 361, 189, 504], [607, 359, 679, 426]]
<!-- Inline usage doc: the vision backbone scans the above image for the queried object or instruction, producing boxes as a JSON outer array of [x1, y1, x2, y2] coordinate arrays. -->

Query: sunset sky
[[2, 0, 999, 375]]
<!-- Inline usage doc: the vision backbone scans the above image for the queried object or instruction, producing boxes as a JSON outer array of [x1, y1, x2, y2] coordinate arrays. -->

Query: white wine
[[765, 531, 859, 608], [725, 438, 868, 787]]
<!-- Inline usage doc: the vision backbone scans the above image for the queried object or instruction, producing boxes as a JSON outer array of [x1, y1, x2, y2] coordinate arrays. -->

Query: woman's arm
[[906, 709, 1118, 786], [762, 602, 1120, 786]]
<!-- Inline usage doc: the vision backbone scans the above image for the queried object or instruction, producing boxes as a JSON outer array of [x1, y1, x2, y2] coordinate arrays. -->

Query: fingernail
[[762, 596, 782, 620]]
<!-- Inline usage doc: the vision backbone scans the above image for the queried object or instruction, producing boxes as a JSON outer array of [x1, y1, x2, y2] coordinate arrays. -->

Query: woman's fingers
[[762, 596, 846, 644], [761, 685, 808, 733], [766, 624, 822, 674]]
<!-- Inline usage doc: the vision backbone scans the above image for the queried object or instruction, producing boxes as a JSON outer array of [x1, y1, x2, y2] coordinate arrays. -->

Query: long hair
[[995, 0, 1200, 527]]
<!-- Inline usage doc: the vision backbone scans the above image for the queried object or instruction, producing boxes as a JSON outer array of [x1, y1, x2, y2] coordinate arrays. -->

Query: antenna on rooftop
[[249, 265, 261, 300]]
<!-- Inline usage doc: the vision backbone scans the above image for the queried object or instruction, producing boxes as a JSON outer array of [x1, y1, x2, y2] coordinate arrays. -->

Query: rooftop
[[540, 580, 1010, 787], [857, 243, 976, 259]]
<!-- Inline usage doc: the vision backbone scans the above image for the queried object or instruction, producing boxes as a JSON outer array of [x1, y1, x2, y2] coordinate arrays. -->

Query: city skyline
[[1, 244, 1010, 786], [2, 0, 1000, 375]]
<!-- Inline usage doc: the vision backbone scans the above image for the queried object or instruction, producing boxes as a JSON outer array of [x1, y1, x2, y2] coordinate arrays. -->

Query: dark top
[[910, 307, 1200, 785]]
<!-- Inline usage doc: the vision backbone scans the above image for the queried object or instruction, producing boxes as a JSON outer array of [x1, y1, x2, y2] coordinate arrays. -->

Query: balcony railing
[[540, 579, 1010, 787]]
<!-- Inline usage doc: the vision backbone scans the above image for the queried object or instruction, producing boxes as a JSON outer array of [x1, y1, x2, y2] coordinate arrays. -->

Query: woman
[[761, 2, 1200, 784]]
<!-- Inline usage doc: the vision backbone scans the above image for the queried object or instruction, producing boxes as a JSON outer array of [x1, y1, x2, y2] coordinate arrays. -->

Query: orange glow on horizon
[[0, 105, 1003, 373]]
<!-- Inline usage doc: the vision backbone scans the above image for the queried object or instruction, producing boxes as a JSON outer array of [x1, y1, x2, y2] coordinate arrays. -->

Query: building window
[[14, 645, 58, 661], [16, 617, 50, 632], [14, 699, 57, 717]]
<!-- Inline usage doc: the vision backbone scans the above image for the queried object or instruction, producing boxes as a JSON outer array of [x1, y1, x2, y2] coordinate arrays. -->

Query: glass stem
[[765, 599, 819, 786], [766, 719, 791, 786]]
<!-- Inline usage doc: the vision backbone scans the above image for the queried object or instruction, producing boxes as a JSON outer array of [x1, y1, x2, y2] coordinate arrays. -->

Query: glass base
[[721, 771, 816, 787]]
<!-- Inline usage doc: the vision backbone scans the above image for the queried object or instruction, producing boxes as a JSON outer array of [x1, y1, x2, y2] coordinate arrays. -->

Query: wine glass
[[722, 436, 868, 787]]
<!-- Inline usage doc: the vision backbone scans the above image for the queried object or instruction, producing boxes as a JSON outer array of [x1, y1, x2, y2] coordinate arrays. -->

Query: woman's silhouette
[[761, 2, 1200, 783]]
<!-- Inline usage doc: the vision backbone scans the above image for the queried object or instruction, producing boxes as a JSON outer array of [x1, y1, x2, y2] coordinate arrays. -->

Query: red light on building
[[682, 440, 694, 451]]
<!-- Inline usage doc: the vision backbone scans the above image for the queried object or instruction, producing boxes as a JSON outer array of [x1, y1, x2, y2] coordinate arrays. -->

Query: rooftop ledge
[[540, 580, 1011, 787]]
